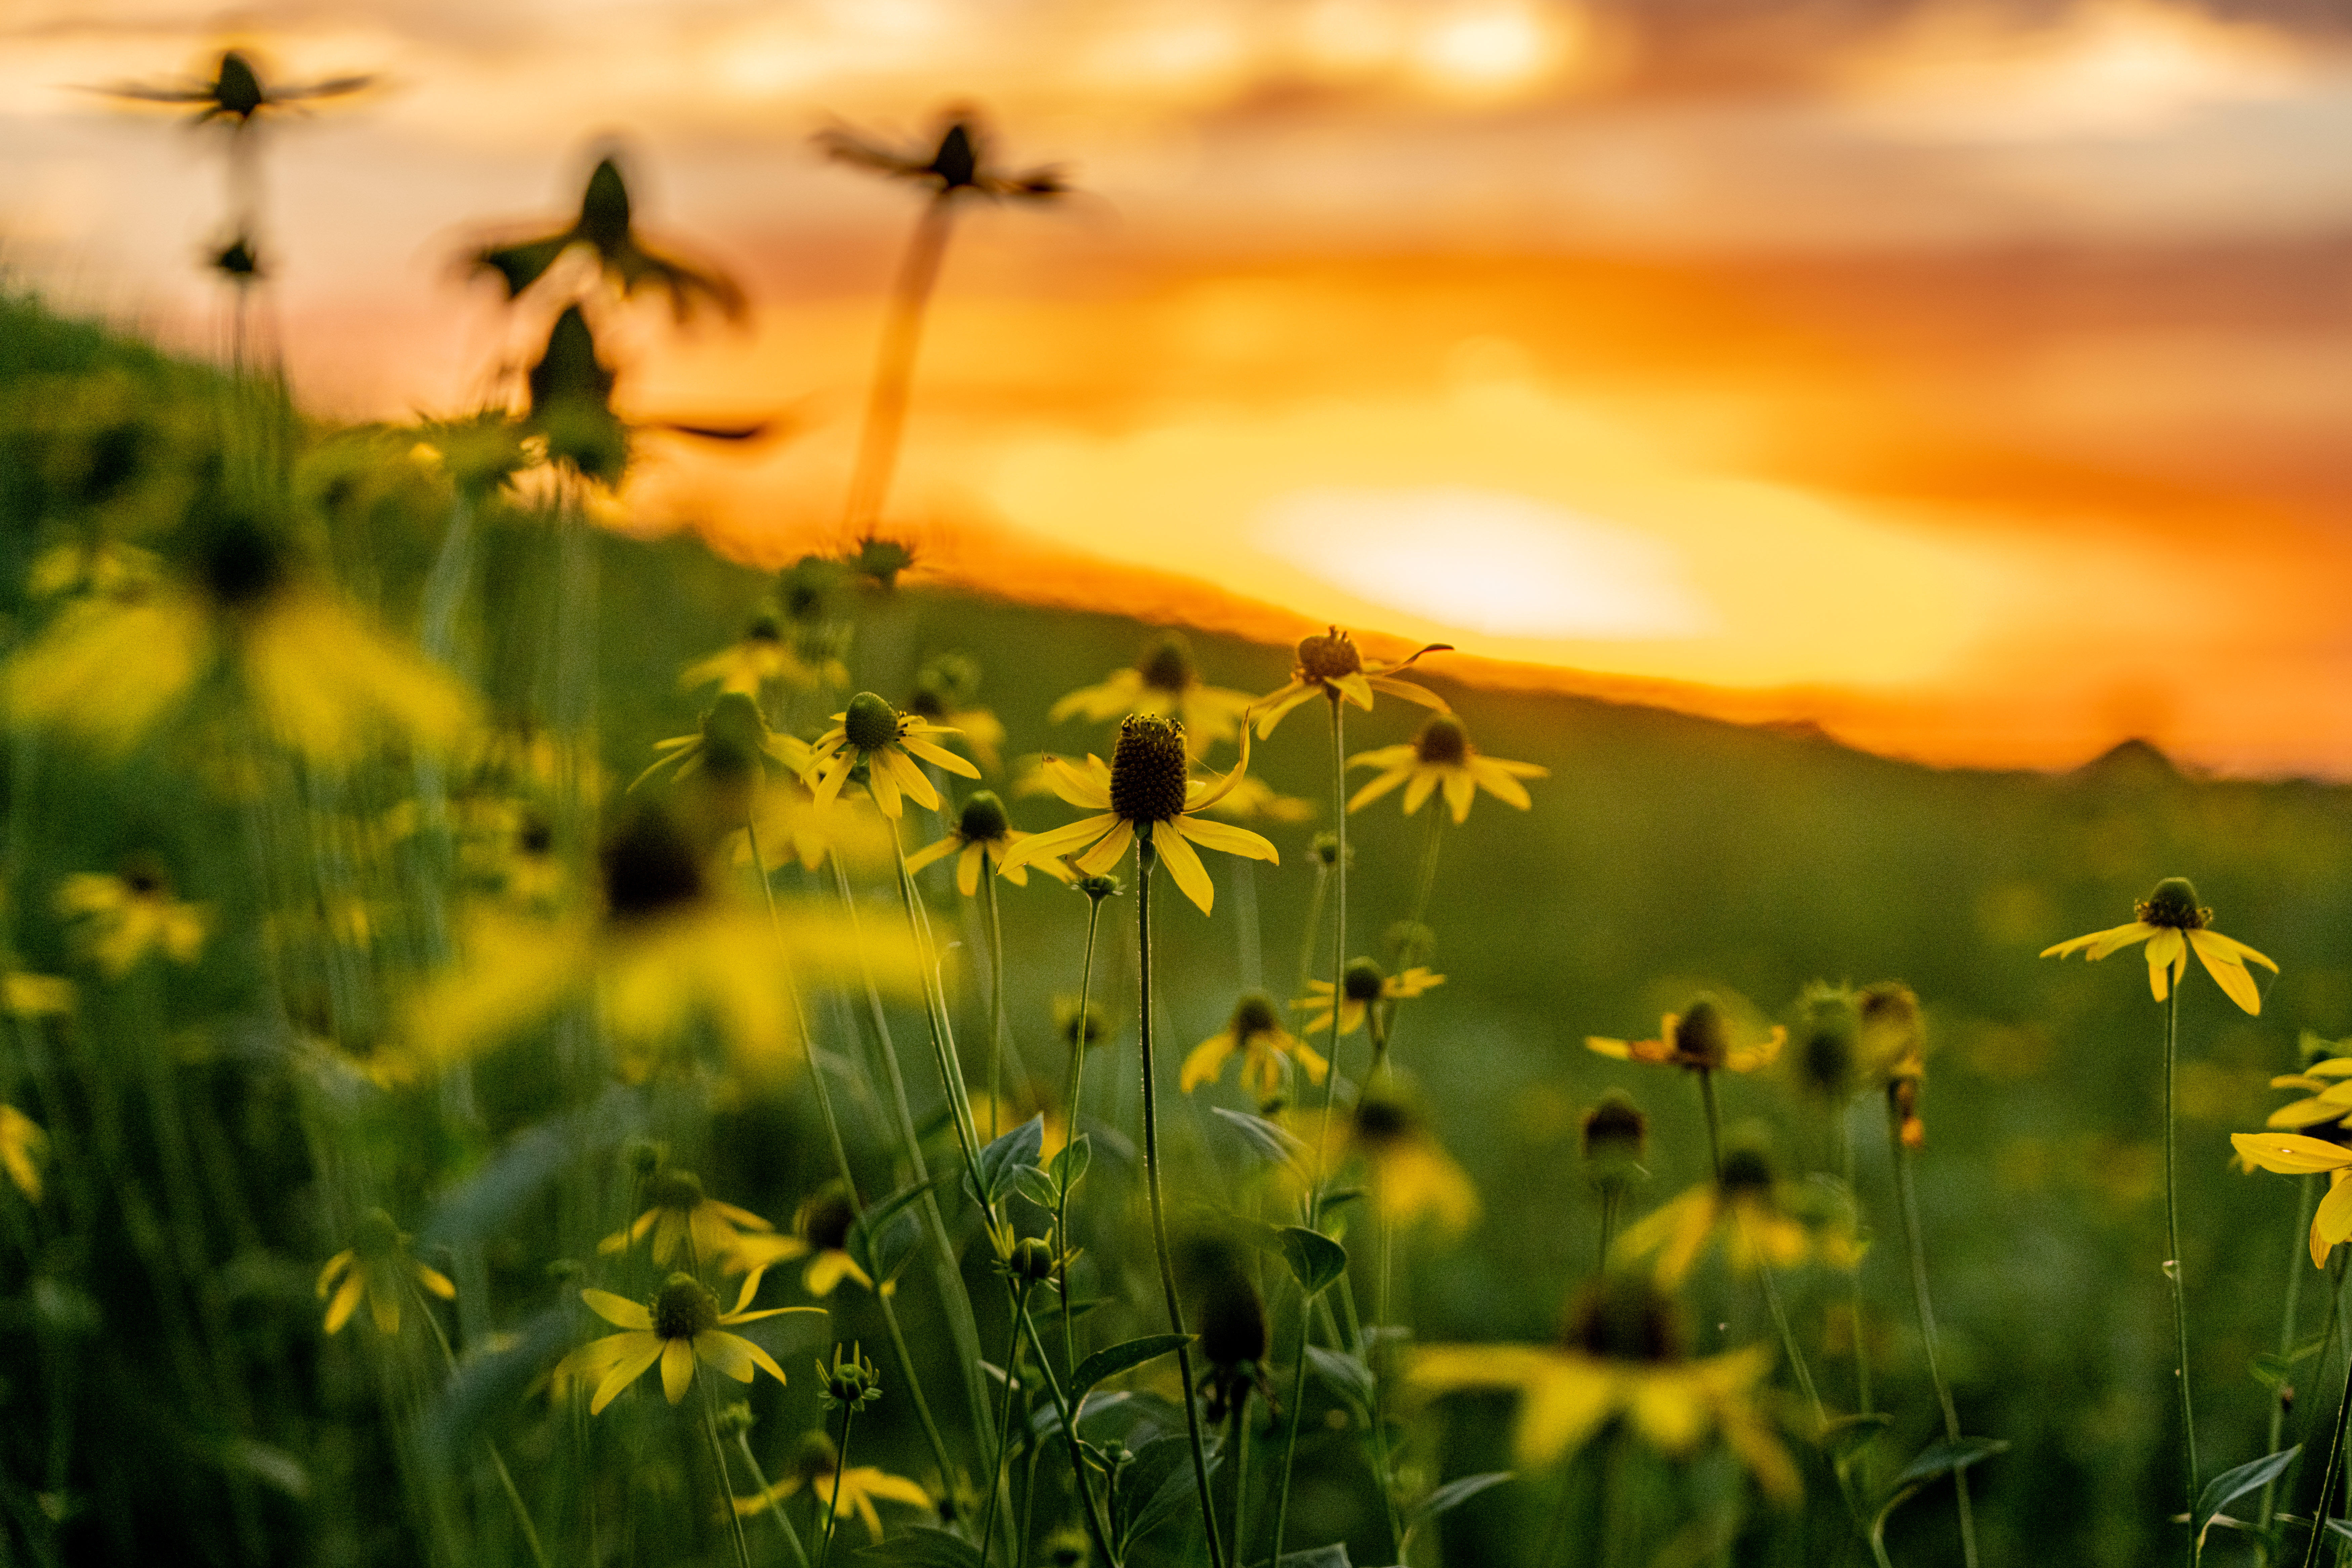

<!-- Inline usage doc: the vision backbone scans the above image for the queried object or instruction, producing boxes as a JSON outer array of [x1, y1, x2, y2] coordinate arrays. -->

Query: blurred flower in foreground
[[1346, 1084, 1478, 1233], [2262, 1034, 2352, 1132], [2041, 877, 2276, 1014], [803, 692, 978, 819], [317, 1210, 455, 1336], [1295, 957, 1443, 1039], [906, 791, 1073, 895], [733, 1431, 931, 1537], [1002, 714, 1278, 916], [1183, 992, 1329, 1098], [1051, 632, 1257, 757], [1253, 626, 1450, 739], [8, 507, 475, 764], [554, 1273, 806, 1413], [1616, 1145, 1860, 1286], [781, 1186, 872, 1298], [1, 1105, 49, 1201], [1857, 981, 1929, 1147], [600, 1168, 773, 1270], [907, 653, 1005, 774], [683, 611, 829, 698], [2231, 1132, 2352, 1267], [94, 48, 372, 130], [1347, 713, 1545, 822], [57, 863, 207, 978], [471, 151, 745, 322], [1412, 1272, 1798, 1502], [1198, 771, 1316, 825], [1587, 997, 1784, 1075]]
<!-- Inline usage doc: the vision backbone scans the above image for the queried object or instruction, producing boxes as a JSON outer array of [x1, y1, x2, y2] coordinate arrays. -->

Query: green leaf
[[1820, 1412, 1893, 1461], [1410, 1472, 1511, 1523], [854, 1526, 984, 1567], [1010, 1165, 1060, 1211], [1051, 1135, 1092, 1194], [2195, 1446, 2299, 1546], [969, 1115, 1045, 1207], [1211, 1107, 1307, 1170], [1073, 1334, 1193, 1406], [1306, 1345, 1375, 1413], [1871, 1437, 2010, 1555], [1277, 1226, 1349, 1296], [848, 1177, 942, 1285], [1114, 1433, 1222, 1548]]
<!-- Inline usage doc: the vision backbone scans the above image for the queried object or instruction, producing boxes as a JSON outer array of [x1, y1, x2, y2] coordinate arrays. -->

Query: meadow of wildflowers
[[10, 66, 2352, 1568]]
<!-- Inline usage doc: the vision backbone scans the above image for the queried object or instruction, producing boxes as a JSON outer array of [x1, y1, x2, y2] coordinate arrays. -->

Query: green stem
[[817, 1404, 856, 1568], [1891, 1099, 1978, 1568], [1230, 1401, 1251, 1566], [843, 197, 955, 536], [1056, 895, 1108, 1387], [738, 1432, 813, 1568], [1598, 1184, 1623, 1271], [1136, 833, 1227, 1568], [2303, 1300, 2352, 1568], [2262, 1175, 2323, 1542], [1014, 1305, 1121, 1567], [420, 1288, 549, 1568], [702, 1377, 757, 1568], [2166, 983, 2202, 1545], [982, 860, 1011, 1142], [981, 1300, 1025, 1565], [1841, 1102, 1874, 1452]]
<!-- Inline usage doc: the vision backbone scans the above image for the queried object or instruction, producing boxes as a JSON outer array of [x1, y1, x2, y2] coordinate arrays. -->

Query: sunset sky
[[5, 0, 2352, 775]]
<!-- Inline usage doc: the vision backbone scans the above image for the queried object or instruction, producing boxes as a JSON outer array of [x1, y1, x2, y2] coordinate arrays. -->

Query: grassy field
[[4, 285, 2351, 1568]]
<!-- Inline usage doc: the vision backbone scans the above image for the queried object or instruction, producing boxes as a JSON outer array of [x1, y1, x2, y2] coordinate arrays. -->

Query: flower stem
[[843, 197, 954, 535], [817, 1404, 856, 1568], [2261, 1174, 2323, 1541], [2303, 1288, 2352, 1568], [1598, 1183, 1624, 1271], [754, 820, 963, 1512], [1136, 832, 1228, 1568], [702, 1377, 757, 1568], [1890, 1098, 1978, 1568], [737, 1431, 813, 1568], [980, 1300, 1025, 1563], [2165, 983, 2202, 1542], [1056, 895, 1108, 1386], [981, 860, 1012, 1142], [1840, 1102, 1874, 1454]]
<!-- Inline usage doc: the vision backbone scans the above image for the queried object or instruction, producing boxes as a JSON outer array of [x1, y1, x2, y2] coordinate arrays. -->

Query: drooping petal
[[583, 1288, 655, 1330], [1441, 768, 1477, 824], [1180, 1033, 1236, 1093], [316, 1249, 355, 1298], [591, 1333, 667, 1414], [1071, 819, 1136, 878], [2231, 1132, 2352, 1175], [1510, 1358, 1617, 1467], [2040, 922, 2149, 960], [1469, 756, 1536, 809], [324, 1270, 367, 1334], [1041, 755, 1114, 810], [900, 735, 980, 778], [1173, 814, 1279, 864], [415, 1263, 457, 1300], [1401, 767, 1440, 817], [1153, 824, 1216, 915], [1001, 813, 1119, 873], [955, 841, 984, 898], [879, 745, 944, 809], [659, 1338, 698, 1403], [703, 1329, 788, 1387], [2188, 929, 2267, 1015], [2144, 928, 2186, 1001], [1347, 766, 1414, 814], [902, 836, 960, 875], [367, 1275, 402, 1335], [2317, 1171, 2352, 1268], [1368, 674, 1447, 710], [1252, 682, 1319, 738]]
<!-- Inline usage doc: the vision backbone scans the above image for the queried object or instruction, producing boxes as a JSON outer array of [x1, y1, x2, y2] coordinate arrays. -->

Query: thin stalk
[[817, 1403, 857, 1568], [980, 1301, 1025, 1563], [1407, 801, 1446, 934], [1598, 1183, 1624, 1271], [1055, 894, 1109, 1386], [982, 858, 1011, 1141], [737, 1433, 813, 1568], [2164, 982, 2202, 1542], [702, 1378, 757, 1568], [1230, 1402, 1252, 1565], [843, 199, 954, 536], [1014, 1303, 1121, 1567], [1136, 834, 1228, 1568], [420, 1289, 549, 1568], [1296, 855, 1330, 998], [751, 820, 963, 1516], [2303, 1305, 2352, 1568], [2261, 1175, 2324, 1540], [1841, 1103, 1875, 1442], [1891, 1101, 1979, 1568]]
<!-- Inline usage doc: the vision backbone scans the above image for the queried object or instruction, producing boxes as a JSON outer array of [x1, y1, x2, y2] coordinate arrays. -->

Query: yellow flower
[[734, 1457, 933, 1539], [908, 653, 1006, 774], [1616, 1148, 1861, 1286], [967, 1088, 1069, 1159], [1252, 626, 1450, 739], [1587, 998, 1783, 1075], [395, 804, 910, 1084], [1050, 632, 1257, 757], [904, 792, 1074, 895], [2041, 877, 2276, 1014], [1198, 771, 1316, 825], [57, 864, 207, 978], [1, 1104, 49, 1201], [1412, 1272, 1798, 1503], [1347, 713, 1545, 823], [1857, 982, 1930, 1148], [682, 611, 832, 697], [4, 971, 76, 1018], [999, 714, 1278, 917], [803, 692, 979, 819], [1347, 1086, 1479, 1234], [600, 1169, 774, 1269], [317, 1210, 456, 1336], [1183, 992, 1329, 1098], [2262, 1036, 2352, 1133], [2231, 1133, 2352, 1267], [632, 691, 811, 797], [552, 1273, 809, 1414], [1294, 958, 1443, 1039], [8, 511, 473, 764], [781, 1187, 873, 1298]]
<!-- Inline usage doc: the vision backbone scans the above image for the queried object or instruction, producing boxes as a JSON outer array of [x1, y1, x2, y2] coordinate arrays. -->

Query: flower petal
[[1071, 819, 1136, 878], [660, 1338, 698, 1404], [1181, 1033, 1235, 1093], [2232, 1132, 2352, 1174], [2189, 929, 2267, 1014], [1173, 814, 1279, 864], [591, 1333, 667, 1414], [1001, 813, 1119, 872], [1152, 824, 1215, 914], [583, 1288, 654, 1330]]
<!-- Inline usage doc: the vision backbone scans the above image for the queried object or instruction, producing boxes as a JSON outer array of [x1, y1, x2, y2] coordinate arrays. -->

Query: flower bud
[[1580, 1091, 1647, 1189]]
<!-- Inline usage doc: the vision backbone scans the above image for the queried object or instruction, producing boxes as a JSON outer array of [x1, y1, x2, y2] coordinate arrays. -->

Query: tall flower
[[1051, 633, 1257, 757], [1412, 1272, 1798, 1503], [471, 151, 745, 321], [553, 1273, 807, 1414], [906, 653, 1006, 774], [802, 692, 979, 819], [2041, 877, 2276, 1013], [1182, 992, 1329, 1097], [57, 863, 207, 978], [95, 48, 372, 130], [317, 1210, 456, 1336], [601, 1169, 774, 1270], [732, 1432, 933, 1538], [1587, 998, 1784, 1076], [683, 611, 830, 698], [904, 792, 1073, 895], [1345, 1085, 1479, 1234], [999, 714, 1278, 916], [1294, 957, 1443, 1040], [1615, 1146, 1861, 1286], [1252, 626, 1450, 739], [1347, 713, 1545, 822]]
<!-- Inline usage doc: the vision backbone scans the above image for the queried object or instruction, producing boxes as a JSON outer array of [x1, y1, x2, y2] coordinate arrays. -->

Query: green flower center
[[1296, 627, 1361, 685], [647, 1170, 705, 1211], [843, 692, 902, 753], [1415, 714, 1469, 766], [851, 537, 915, 590], [1109, 715, 1190, 823], [1138, 633, 1196, 695], [1008, 1237, 1058, 1284], [1229, 992, 1282, 1041], [1672, 1000, 1730, 1070], [1800, 1017, 1856, 1100], [958, 791, 1011, 844], [1341, 958, 1387, 1003], [518, 815, 554, 857], [601, 807, 706, 920], [2137, 877, 2210, 930], [1565, 1274, 1686, 1365], [652, 1274, 721, 1340]]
